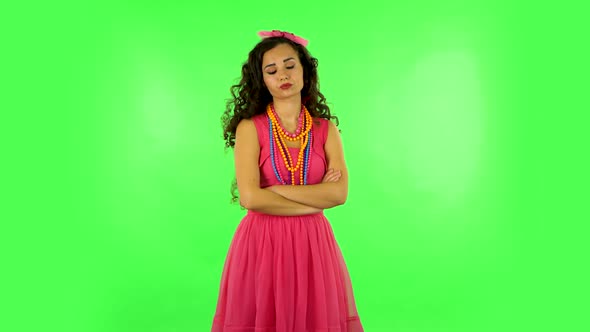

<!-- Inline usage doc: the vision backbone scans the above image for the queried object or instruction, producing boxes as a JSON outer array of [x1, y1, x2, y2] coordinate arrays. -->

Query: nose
[[278, 70, 289, 81]]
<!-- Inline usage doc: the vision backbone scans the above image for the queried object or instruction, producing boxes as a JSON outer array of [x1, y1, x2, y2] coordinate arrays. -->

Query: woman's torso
[[251, 113, 329, 188]]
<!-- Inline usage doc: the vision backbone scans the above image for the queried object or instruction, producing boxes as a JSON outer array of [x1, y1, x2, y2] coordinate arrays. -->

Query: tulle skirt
[[211, 210, 364, 332]]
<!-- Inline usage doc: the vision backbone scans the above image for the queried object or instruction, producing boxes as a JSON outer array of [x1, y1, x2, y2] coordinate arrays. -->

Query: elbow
[[240, 196, 254, 210], [239, 197, 250, 209], [337, 184, 348, 205], [334, 191, 347, 206], [325, 184, 347, 207], [239, 189, 259, 210], [239, 191, 253, 209]]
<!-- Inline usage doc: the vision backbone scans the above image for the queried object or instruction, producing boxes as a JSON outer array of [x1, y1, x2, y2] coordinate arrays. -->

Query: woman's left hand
[[322, 168, 341, 183]]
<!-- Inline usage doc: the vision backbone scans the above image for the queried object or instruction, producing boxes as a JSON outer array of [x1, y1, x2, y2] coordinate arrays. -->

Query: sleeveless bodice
[[251, 112, 329, 188]]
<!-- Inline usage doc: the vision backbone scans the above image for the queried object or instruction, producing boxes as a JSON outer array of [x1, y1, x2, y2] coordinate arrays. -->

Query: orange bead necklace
[[267, 103, 313, 185]]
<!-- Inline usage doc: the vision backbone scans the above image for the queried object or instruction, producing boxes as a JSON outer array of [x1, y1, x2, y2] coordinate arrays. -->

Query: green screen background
[[2, 1, 588, 331]]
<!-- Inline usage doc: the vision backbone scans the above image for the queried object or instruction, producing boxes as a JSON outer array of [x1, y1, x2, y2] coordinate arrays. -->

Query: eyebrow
[[264, 57, 296, 69]]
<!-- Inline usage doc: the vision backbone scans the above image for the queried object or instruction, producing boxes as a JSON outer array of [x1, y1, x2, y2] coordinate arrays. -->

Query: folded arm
[[266, 120, 348, 209], [234, 118, 323, 216]]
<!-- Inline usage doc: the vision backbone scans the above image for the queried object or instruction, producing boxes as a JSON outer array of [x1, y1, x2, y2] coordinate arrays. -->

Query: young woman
[[212, 30, 364, 332]]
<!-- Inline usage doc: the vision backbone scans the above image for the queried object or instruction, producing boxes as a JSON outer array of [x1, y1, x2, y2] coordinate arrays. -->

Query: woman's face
[[261, 43, 304, 100]]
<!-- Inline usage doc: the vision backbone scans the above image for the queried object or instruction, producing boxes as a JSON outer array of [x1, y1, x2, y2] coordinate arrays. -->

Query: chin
[[272, 91, 300, 99]]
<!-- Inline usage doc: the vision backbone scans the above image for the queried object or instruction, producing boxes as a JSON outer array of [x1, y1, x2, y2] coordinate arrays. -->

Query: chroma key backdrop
[[1, 1, 588, 331]]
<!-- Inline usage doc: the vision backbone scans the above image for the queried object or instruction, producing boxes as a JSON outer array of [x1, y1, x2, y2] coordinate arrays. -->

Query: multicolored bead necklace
[[267, 103, 313, 185]]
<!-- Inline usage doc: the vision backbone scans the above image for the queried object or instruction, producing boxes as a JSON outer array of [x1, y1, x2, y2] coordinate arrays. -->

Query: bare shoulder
[[324, 119, 345, 161], [313, 117, 338, 138], [325, 119, 343, 146], [234, 119, 259, 153], [326, 119, 339, 134], [324, 118, 348, 192], [236, 117, 255, 132], [234, 118, 261, 207], [235, 118, 258, 144]]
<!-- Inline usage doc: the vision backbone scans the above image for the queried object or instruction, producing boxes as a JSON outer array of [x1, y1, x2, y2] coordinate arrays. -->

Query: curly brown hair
[[221, 36, 338, 203]]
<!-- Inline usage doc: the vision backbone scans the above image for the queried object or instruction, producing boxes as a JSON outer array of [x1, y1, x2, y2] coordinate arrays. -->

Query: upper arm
[[324, 120, 348, 202], [234, 118, 260, 208]]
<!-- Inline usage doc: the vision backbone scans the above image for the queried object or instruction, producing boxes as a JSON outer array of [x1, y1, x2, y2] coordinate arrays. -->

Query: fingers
[[322, 168, 341, 183], [326, 168, 341, 179]]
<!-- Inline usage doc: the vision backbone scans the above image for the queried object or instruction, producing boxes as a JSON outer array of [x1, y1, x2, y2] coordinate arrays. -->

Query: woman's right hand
[[322, 168, 341, 183]]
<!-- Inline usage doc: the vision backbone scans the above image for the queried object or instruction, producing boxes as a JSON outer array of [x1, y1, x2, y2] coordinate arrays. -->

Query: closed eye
[[266, 65, 295, 75]]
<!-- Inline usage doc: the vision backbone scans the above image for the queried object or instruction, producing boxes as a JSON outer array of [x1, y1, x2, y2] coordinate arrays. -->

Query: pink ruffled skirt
[[211, 210, 364, 332]]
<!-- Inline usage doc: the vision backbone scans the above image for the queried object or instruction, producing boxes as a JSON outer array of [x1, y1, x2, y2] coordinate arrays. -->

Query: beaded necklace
[[267, 103, 313, 185]]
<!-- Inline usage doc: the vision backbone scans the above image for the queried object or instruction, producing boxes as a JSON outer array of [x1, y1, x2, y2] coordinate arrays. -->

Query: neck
[[272, 97, 301, 123]]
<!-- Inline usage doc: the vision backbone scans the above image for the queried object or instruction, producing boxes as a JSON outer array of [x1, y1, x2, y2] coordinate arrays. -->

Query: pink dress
[[211, 113, 364, 332]]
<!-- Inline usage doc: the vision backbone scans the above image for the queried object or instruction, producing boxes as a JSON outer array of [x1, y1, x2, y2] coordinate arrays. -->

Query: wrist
[[267, 184, 283, 194]]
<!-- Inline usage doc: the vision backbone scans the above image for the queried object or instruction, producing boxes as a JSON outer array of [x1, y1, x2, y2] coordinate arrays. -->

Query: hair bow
[[257, 30, 309, 47]]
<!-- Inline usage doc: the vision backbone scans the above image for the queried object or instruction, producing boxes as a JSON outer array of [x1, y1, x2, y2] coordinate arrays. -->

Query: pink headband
[[258, 30, 309, 47]]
